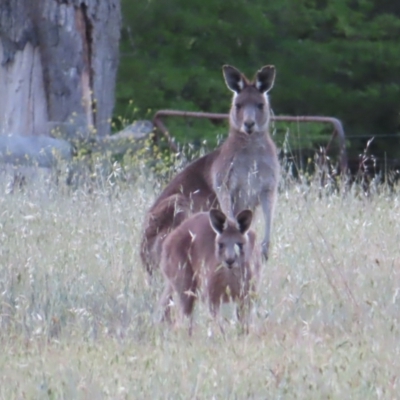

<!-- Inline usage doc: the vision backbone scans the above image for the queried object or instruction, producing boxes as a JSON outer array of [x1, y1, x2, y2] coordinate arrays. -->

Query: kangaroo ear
[[235, 209, 253, 234], [223, 65, 246, 93], [255, 65, 275, 93], [209, 209, 227, 234]]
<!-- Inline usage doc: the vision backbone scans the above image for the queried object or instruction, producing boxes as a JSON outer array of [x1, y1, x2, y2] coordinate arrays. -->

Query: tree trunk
[[0, 0, 121, 138]]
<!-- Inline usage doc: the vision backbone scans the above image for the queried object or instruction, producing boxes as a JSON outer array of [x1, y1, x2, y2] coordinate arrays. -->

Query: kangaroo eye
[[257, 103, 264, 110], [235, 103, 242, 110], [234, 243, 243, 256], [218, 243, 224, 250]]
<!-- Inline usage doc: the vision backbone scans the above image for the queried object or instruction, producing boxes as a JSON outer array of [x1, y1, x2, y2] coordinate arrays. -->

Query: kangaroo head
[[223, 65, 275, 135], [209, 209, 253, 269]]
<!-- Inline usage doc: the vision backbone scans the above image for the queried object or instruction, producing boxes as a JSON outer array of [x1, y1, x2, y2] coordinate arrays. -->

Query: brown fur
[[141, 65, 279, 274], [159, 209, 261, 333]]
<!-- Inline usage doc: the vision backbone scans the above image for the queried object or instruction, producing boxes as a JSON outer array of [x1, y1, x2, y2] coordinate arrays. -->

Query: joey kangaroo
[[159, 209, 261, 333], [140, 65, 279, 274]]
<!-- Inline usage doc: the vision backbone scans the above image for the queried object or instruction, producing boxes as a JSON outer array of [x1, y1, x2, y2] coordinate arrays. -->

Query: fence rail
[[152, 110, 348, 171]]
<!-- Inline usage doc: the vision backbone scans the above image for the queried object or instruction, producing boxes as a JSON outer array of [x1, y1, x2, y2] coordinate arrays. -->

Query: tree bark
[[0, 0, 121, 138]]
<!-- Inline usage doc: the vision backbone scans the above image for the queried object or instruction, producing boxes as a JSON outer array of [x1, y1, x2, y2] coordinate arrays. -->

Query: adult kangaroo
[[140, 65, 279, 274], [159, 209, 261, 334]]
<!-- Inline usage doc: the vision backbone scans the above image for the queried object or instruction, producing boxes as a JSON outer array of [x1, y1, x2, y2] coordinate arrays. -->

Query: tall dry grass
[[1, 163, 400, 399]]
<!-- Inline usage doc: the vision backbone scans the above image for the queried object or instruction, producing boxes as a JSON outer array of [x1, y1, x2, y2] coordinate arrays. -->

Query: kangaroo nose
[[244, 121, 255, 129], [225, 259, 235, 268]]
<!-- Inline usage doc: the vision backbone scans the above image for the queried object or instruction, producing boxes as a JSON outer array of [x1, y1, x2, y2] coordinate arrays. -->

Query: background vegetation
[[116, 0, 400, 171]]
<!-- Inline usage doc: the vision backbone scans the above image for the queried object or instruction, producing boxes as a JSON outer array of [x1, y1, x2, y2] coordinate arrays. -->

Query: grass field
[[1, 165, 400, 399]]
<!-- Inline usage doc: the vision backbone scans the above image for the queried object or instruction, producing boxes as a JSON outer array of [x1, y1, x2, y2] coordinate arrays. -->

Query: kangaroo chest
[[227, 142, 277, 195], [212, 135, 279, 212]]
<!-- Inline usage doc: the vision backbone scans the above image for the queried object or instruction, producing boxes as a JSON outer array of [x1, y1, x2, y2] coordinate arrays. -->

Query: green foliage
[[117, 0, 400, 165]]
